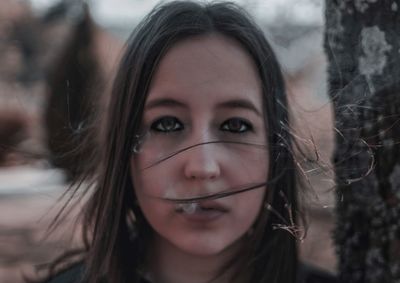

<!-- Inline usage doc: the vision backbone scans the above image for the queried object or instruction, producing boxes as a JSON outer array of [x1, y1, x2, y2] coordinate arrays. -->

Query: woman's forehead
[[146, 33, 263, 110]]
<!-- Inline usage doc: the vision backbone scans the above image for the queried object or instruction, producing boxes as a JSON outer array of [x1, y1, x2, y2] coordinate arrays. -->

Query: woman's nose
[[183, 144, 221, 180]]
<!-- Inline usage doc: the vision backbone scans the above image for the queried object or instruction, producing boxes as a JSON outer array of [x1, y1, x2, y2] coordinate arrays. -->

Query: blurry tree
[[0, 0, 42, 166], [0, 0, 122, 176], [325, 1, 400, 282], [43, 0, 101, 180]]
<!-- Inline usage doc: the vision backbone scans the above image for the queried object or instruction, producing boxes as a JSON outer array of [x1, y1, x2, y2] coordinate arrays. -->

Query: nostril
[[184, 157, 221, 180], [189, 173, 217, 180]]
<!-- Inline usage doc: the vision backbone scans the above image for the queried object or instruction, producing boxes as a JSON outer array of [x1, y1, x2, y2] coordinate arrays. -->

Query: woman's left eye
[[220, 118, 253, 133], [150, 116, 183, 133]]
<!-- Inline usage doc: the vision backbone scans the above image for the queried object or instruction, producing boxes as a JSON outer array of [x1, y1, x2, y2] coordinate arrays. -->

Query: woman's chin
[[167, 234, 242, 258]]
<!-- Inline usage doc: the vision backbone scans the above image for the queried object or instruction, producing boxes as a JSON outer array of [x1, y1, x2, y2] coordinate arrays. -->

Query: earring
[[126, 209, 138, 241]]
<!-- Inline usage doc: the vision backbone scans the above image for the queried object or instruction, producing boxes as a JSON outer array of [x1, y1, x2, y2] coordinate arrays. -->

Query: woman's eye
[[220, 118, 253, 133], [151, 116, 183, 132]]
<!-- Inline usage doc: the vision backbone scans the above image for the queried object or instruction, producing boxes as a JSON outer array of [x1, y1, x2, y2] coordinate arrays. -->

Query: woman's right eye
[[150, 116, 183, 133]]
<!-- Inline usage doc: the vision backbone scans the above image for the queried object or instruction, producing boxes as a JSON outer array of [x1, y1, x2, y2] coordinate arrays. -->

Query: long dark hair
[[46, 1, 299, 283]]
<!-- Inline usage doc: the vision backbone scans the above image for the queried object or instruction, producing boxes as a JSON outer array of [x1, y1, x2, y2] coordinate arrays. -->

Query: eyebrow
[[145, 97, 261, 116], [145, 98, 187, 110], [216, 99, 262, 116]]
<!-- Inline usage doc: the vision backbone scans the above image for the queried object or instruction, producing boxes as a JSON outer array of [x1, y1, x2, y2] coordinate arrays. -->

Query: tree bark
[[324, 1, 400, 282]]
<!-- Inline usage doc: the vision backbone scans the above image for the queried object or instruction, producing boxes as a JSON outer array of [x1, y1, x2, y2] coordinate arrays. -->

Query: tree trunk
[[324, 1, 400, 282]]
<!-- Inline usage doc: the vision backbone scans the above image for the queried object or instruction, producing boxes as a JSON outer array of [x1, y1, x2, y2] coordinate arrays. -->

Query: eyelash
[[150, 116, 253, 134], [150, 116, 183, 132], [220, 117, 253, 133]]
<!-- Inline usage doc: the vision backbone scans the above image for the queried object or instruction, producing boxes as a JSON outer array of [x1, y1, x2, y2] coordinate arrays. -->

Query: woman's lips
[[176, 201, 229, 222], [197, 200, 229, 212]]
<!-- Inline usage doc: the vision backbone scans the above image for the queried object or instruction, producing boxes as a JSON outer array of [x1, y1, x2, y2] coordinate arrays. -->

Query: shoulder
[[45, 262, 338, 283], [42, 263, 152, 283], [297, 263, 340, 283], [44, 263, 85, 283]]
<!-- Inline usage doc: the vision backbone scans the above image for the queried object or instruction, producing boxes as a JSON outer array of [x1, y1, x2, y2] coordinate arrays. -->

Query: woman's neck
[[147, 235, 241, 283]]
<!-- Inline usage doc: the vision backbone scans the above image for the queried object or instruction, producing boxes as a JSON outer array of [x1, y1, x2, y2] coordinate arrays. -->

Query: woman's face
[[130, 34, 268, 257]]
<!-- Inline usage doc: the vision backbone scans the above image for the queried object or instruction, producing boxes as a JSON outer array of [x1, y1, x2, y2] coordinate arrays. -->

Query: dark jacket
[[46, 262, 339, 283]]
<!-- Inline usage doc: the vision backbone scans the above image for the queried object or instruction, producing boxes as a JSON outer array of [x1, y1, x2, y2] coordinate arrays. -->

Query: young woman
[[42, 1, 338, 283]]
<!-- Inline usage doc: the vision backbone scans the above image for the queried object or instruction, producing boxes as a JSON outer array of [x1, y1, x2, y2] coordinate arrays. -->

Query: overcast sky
[[29, 0, 323, 27]]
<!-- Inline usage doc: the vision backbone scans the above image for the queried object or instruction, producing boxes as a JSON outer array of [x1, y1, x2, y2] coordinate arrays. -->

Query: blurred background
[[0, 0, 335, 282]]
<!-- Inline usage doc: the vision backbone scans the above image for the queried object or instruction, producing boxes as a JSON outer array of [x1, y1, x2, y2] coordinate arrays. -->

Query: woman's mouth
[[175, 201, 229, 222]]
